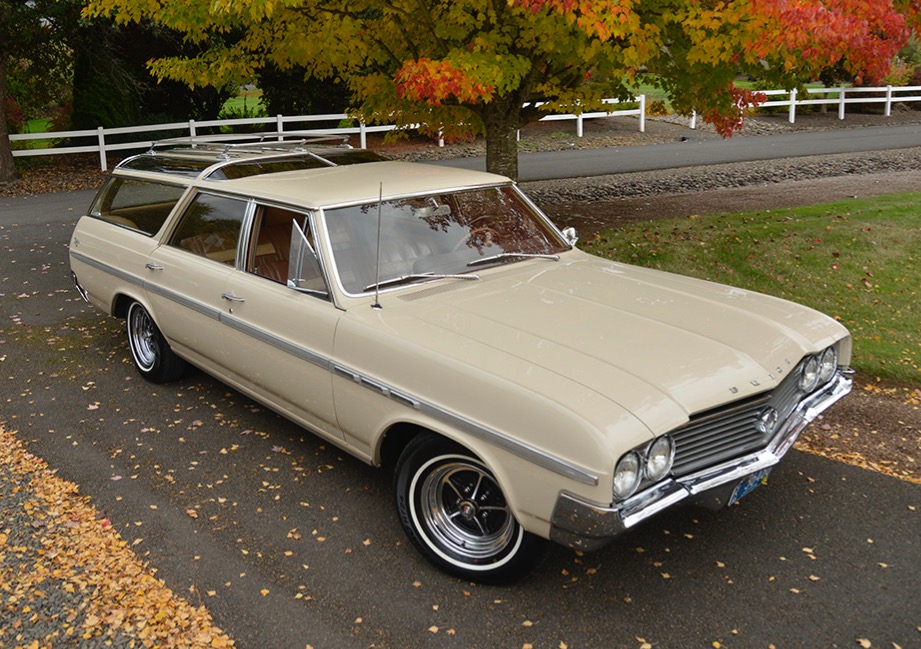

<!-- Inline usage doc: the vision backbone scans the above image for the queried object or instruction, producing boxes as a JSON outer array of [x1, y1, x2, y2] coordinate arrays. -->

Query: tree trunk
[[0, 57, 18, 185], [481, 94, 522, 181]]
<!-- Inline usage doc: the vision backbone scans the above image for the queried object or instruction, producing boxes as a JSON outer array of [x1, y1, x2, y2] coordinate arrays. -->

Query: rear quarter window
[[90, 177, 187, 236]]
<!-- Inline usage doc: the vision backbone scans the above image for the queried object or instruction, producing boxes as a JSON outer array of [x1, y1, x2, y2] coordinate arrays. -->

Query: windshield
[[322, 185, 568, 295]]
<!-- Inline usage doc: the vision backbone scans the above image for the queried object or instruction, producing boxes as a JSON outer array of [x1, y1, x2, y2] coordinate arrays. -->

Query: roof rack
[[148, 133, 351, 157]]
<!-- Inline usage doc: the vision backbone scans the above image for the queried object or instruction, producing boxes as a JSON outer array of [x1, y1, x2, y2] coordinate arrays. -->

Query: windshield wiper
[[466, 252, 560, 268], [364, 272, 480, 292]]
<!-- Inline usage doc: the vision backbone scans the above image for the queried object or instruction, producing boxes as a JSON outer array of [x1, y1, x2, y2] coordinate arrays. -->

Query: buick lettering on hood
[[69, 136, 853, 582]]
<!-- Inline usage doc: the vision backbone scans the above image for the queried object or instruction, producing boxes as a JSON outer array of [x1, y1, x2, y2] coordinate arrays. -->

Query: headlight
[[798, 355, 821, 393], [818, 346, 838, 385], [645, 435, 675, 482], [612, 451, 642, 501]]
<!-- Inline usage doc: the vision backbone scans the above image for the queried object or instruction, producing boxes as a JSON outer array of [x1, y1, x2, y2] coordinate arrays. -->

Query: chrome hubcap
[[419, 460, 515, 561], [129, 306, 158, 371]]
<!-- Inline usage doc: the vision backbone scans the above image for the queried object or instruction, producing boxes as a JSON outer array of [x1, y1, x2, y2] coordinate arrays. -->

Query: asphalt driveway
[[1, 190, 919, 648]]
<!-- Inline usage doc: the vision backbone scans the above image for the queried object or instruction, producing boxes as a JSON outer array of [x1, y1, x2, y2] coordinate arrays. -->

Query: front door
[[219, 204, 341, 439]]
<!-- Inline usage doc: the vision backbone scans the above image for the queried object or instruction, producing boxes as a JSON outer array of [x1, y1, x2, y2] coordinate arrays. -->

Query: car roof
[[218, 161, 511, 208], [115, 134, 512, 209]]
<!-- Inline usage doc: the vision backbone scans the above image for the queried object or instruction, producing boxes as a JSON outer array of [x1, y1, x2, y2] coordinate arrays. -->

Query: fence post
[[838, 86, 846, 120], [788, 88, 797, 124], [360, 121, 367, 149], [576, 112, 584, 138], [639, 94, 646, 133], [689, 110, 697, 130], [276, 114, 284, 140], [885, 85, 893, 117], [97, 127, 107, 172], [189, 119, 196, 138]]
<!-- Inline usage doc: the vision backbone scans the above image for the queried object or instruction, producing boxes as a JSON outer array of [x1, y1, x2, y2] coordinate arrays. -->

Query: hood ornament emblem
[[756, 407, 780, 435]]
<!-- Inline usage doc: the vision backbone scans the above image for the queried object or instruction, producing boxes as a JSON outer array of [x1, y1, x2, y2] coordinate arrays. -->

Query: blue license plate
[[728, 468, 771, 506]]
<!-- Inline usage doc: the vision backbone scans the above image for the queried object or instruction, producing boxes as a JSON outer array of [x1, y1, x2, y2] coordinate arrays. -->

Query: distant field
[[221, 88, 266, 115]]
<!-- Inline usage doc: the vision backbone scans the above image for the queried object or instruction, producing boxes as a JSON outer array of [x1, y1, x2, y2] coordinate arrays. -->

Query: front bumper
[[550, 368, 854, 551]]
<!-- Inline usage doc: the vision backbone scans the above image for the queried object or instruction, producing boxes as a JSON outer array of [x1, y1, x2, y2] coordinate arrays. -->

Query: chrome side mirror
[[561, 226, 579, 246]]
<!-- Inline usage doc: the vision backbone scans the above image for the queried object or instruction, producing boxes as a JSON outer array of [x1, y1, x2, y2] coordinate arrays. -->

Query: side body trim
[[71, 250, 599, 486]]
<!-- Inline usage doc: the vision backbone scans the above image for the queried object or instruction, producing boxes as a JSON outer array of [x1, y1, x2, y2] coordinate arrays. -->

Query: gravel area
[[0, 426, 235, 648], [523, 147, 921, 204]]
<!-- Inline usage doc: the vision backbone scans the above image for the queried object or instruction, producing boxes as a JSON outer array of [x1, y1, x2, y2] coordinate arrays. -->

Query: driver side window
[[249, 205, 328, 298]]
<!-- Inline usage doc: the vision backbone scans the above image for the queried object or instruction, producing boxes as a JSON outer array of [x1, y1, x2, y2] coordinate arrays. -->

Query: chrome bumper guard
[[71, 271, 90, 304], [550, 368, 854, 551]]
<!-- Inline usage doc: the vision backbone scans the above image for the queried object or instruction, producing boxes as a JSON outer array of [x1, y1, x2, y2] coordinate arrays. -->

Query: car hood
[[351, 253, 848, 438]]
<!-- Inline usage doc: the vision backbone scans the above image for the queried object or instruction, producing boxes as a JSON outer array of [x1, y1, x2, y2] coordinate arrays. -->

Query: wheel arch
[[112, 292, 138, 319], [376, 420, 542, 530], [378, 422, 491, 472]]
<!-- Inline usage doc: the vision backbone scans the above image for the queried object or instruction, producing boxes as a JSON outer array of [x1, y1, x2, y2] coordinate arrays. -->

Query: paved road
[[1, 187, 919, 647], [438, 123, 921, 180]]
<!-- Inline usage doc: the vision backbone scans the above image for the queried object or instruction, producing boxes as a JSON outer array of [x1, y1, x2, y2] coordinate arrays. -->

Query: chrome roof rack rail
[[147, 133, 351, 157]]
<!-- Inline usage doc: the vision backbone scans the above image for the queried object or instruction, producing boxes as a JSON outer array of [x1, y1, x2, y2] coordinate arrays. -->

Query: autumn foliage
[[81, 0, 921, 178], [396, 59, 495, 106]]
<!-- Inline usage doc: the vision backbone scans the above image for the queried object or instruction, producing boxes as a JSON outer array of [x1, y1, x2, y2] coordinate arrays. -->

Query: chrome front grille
[[671, 366, 805, 477]]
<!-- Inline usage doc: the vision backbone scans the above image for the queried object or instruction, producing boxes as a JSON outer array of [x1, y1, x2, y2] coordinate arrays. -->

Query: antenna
[[372, 182, 384, 310]]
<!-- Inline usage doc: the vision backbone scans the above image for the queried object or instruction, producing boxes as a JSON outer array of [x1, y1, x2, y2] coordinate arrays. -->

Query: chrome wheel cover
[[128, 305, 158, 372], [414, 457, 518, 564]]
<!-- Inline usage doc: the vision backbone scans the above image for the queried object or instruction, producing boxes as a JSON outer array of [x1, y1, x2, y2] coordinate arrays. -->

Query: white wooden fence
[[9, 97, 646, 171], [689, 84, 921, 128], [10, 85, 921, 171]]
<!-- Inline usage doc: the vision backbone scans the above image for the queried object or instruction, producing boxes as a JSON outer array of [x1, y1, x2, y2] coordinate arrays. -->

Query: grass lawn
[[579, 192, 921, 386], [221, 87, 266, 115]]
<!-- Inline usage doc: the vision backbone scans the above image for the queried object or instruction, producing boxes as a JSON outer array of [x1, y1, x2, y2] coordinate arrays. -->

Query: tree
[[1, 0, 80, 184], [84, 0, 919, 180], [69, 20, 231, 130], [258, 64, 351, 117]]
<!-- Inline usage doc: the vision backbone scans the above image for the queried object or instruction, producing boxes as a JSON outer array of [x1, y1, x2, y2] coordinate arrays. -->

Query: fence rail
[[10, 97, 646, 171], [10, 85, 921, 171]]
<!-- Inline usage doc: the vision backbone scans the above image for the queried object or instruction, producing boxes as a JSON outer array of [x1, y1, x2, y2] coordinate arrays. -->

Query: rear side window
[[169, 193, 250, 266], [90, 177, 187, 235]]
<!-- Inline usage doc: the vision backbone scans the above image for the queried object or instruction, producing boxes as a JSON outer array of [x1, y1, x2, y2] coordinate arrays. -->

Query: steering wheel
[[454, 226, 499, 251]]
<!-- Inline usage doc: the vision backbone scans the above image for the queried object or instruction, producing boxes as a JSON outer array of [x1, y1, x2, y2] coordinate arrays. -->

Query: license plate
[[728, 468, 771, 506]]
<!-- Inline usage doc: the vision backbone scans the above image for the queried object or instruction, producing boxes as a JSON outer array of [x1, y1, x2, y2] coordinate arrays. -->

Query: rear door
[[144, 191, 250, 371]]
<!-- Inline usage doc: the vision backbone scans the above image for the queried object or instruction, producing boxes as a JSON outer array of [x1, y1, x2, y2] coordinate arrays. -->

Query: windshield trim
[[318, 184, 571, 300]]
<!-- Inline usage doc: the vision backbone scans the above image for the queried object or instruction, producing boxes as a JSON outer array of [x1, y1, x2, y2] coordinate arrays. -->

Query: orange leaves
[[741, 0, 912, 84], [395, 58, 495, 107], [686, 0, 912, 85], [0, 425, 235, 648], [702, 86, 769, 138]]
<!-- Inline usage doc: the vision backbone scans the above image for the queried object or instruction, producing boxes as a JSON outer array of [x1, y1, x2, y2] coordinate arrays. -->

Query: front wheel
[[394, 434, 548, 583], [126, 301, 186, 383]]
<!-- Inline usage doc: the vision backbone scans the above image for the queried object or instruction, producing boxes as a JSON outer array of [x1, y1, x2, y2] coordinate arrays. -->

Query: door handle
[[221, 292, 246, 302], [145, 263, 164, 271]]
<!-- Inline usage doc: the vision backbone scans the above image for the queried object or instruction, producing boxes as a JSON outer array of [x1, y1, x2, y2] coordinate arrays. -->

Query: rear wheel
[[126, 301, 186, 383], [394, 434, 548, 583]]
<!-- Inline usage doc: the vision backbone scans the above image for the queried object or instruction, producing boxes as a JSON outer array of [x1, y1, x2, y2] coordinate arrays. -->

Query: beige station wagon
[[69, 136, 853, 582]]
